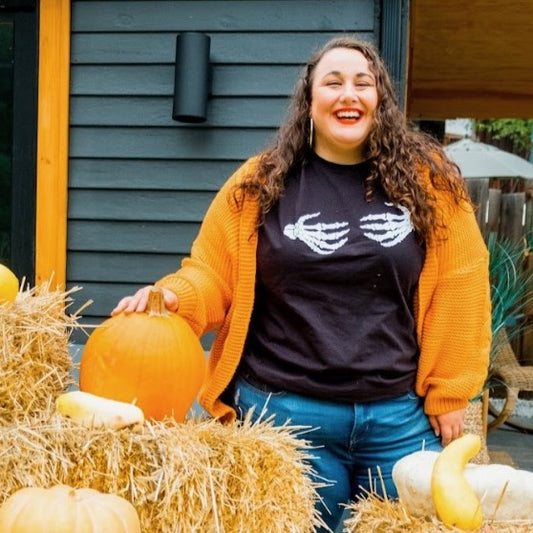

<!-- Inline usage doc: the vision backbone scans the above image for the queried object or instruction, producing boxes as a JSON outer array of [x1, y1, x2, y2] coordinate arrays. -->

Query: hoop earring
[[308, 118, 314, 148]]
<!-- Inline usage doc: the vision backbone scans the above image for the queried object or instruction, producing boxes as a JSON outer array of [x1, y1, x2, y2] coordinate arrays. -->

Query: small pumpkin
[[56, 390, 145, 429], [0, 263, 19, 303], [80, 287, 206, 421], [0, 485, 141, 532]]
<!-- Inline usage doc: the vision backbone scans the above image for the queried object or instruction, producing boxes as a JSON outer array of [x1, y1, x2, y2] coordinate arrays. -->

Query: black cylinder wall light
[[172, 32, 211, 123]]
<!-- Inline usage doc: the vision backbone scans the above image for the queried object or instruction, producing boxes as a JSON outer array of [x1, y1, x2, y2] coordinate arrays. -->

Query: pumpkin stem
[[146, 287, 170, 317]]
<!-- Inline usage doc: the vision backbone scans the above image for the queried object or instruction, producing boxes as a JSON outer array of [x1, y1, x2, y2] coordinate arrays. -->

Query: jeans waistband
[[238, 371, 282, 393]]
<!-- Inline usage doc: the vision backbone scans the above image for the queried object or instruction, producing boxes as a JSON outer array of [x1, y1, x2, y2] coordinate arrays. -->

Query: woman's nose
[[340, 84, 358, 102]]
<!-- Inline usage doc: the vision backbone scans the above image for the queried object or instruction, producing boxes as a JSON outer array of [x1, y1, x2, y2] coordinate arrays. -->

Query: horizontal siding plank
[[69, 190, 214, 221], [71, 65, 301, 96], [70, 312, 215, 350], [68, 251, 183, 283], [69, 127, 275, 159], [72, 1, 375, 32], [69, 282, 152, 322], [70, 96, 290, 127], [70, 280, 210, 325], [71, 31, 373, 65], [69, 159, 240, 190], [68, 221, 200, 253]]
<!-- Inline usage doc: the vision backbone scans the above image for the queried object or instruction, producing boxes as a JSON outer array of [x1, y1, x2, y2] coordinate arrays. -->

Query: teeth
[[337, 111, 360, 119]]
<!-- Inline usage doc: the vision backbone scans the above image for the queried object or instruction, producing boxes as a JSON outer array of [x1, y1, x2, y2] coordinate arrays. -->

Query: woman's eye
[[326, 81, 341, 86]]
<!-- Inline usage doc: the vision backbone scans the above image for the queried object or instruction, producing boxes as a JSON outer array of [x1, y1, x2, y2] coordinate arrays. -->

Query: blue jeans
[[229, 376, 442, 533]]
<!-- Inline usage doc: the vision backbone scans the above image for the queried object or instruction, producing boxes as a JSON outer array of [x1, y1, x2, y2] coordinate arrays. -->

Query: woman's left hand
[[428, 408, 466, 446]]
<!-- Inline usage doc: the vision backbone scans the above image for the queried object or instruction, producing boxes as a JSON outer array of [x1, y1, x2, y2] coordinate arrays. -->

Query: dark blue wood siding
[[67, 0, 378, 341]]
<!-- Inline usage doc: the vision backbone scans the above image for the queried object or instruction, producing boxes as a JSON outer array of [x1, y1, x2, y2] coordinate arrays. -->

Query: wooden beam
[[407, 0, 533, 118], [35, 0, 71, 287]]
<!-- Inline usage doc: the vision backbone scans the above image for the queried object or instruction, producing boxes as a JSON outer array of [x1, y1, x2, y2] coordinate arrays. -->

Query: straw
[[343, 492, 533, 532], [0, 282, 90, 424], [0, 414, 325, 532]]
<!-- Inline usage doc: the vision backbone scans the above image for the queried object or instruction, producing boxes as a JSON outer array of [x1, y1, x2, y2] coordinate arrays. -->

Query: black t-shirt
[[239, 153, 425, 403]]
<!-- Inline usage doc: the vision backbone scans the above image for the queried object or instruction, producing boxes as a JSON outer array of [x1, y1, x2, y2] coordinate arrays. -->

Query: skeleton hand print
[[283, 212, 350, 255], [359, 202, 414, 248]]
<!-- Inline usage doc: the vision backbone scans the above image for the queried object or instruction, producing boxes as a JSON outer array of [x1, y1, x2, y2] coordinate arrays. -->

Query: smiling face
[[310, 47, 378, 164]]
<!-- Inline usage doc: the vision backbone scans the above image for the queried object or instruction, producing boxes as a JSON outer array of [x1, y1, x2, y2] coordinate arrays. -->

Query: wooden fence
[[466, 177, 533, 365], [465, 178, 533, 242]]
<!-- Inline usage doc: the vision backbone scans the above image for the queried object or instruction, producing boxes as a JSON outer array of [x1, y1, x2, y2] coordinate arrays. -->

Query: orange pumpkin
[[80, 287, 206, 421]]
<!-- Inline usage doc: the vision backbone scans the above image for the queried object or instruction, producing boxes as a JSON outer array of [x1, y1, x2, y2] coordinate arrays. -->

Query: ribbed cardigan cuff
[[423, 394, 469, 416], [154, 277, 202, 334]]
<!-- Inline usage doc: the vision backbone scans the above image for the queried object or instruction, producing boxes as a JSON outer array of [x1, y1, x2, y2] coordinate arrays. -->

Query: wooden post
[[35, 0, 71, 288], [500, 192, 526, 243], [465, 178, 489, 237]]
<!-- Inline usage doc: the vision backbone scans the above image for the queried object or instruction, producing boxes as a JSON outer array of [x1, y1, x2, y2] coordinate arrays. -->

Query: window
[[0, 18, 13, 266], [0, 6, 37, 281]]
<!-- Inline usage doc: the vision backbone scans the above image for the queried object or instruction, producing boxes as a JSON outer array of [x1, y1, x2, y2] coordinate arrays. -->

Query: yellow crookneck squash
[[431, 433, 483, 530], [56, 390, 145, 430]]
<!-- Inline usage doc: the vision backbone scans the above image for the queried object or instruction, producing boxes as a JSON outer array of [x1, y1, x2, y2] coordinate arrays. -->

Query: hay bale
[[0, 283, 86, 424], [0, 414, 324, 532], [343, 494, 533, 532]]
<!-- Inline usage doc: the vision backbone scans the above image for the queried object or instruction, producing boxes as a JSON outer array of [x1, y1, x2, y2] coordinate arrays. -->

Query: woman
[[112, 36, 491, 531]]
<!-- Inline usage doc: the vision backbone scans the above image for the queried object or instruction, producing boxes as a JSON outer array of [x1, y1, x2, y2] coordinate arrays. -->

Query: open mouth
[[335, 110, 361, 121]]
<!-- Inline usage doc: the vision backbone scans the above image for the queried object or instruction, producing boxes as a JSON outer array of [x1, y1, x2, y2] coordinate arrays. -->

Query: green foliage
[[475, 119, 533, 154], [486, 232, 533, 393], [488, 232, 533, 352]]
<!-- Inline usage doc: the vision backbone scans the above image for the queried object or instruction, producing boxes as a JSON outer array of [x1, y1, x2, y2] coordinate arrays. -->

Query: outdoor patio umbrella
[[444, 138, 533, 179]]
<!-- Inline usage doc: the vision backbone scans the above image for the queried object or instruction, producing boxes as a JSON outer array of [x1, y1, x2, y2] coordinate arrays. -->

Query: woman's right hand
[[111, 285, 179, 316]]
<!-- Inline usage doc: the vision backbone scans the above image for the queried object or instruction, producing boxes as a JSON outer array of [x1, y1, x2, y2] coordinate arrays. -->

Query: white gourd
[[392, 450, 533, 522]]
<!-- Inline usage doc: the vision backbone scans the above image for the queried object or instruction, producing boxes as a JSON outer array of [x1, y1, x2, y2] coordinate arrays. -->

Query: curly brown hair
[[234, 35, 470, 243]]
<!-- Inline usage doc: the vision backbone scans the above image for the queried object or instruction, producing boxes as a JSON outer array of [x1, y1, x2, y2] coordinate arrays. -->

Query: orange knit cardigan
[[156, 157, 491, 422]]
